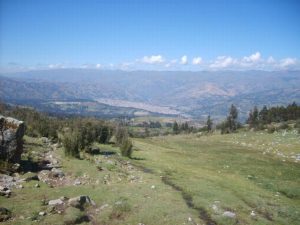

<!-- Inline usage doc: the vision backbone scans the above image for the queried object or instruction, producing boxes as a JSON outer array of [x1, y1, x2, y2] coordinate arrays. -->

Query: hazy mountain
[[1, 69, 300, 120]]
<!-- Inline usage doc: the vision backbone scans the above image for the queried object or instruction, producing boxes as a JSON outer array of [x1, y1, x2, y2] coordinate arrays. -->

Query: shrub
[[115, 125, 129, 146], [267, 125, 276, 133], [294, 120, 300, 128], [62, 130, 80, 158], [110, 198, 131, 220], [279, 122, 289, 130], [120, 139, 133, 158], [63, 207, 89, 225]]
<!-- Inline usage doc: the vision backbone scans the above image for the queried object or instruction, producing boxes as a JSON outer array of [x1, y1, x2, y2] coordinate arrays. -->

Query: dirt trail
[[133, 163, 218, 225]]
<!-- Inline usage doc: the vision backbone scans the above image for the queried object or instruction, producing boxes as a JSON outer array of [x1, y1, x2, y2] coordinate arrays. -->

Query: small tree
[[220, 104, 239, 134], [228, 104, 238, 131], [172, 121, 179, 134], [259, 105, 268, 124], [206, 115, 213, 132], [247, 106, 259, 128]]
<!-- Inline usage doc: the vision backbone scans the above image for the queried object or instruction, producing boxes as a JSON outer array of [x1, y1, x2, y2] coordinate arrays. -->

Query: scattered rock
[[39, 211, 46, 216], [211, 204, 219, 213], [60, 196, 68, 201], [250, 210, 256, 217], [151, 185, 155, 189], [223, 211, 236, 218], [99, 204, 109, 210], [68, 195, 95, 208], [48, 198, 64, 206], [35, 183, 40, 188], [0, 207, 11, 222], [0, 116, 25, 163], [0, 186, 11, 197], [0, 174, 14, 188], [73, 179, 81, 186], [41, 137, 51, 144], [50, 168, 65, 178], [38, 170, 50, 183], [11, 163, 20, 171]]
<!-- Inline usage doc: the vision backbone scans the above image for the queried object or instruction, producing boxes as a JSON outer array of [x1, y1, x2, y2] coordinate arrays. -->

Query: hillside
[[1, 70, 300, 119], [1, 130, 299, 225]]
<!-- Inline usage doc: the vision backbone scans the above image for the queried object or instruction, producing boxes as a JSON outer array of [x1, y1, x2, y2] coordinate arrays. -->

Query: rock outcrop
[[0, 115, 25, 163]]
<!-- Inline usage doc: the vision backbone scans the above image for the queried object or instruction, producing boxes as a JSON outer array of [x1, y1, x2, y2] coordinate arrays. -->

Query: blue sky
[[0, 0, 300, 71]]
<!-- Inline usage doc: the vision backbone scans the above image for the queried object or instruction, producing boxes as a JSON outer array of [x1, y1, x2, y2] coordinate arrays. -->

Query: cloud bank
[[1, 52, 299, 72]]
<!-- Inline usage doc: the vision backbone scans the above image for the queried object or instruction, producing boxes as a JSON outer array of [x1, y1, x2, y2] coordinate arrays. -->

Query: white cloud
[[192, 57, 202, 65], [164, 59, 178, 68], [180, 55, 188, 65], [280, 58, 297, 68], [210, 56, 235, 68], [267, 56, 275, 64], [242, 52, 261, 63], [48, 64, 65, 69], [141, 55, 164, 64], [96, 63, 102, 68]]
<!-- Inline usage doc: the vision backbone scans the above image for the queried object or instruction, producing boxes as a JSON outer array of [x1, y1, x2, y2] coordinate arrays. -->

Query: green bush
[[267, 125, 276, 133], [294, 120, 300, 128], [120, 139, 133, 158], [279, 122, 289, 130], [62, 130, 80, 158], [63, 207, 89, 225]]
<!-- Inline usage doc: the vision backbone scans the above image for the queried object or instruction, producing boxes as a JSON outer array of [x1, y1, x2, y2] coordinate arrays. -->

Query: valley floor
[[1, 130, 300, 225]]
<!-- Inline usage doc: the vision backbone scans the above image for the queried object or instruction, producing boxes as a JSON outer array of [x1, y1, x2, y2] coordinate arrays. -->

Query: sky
[[0, 0, 300, 72]]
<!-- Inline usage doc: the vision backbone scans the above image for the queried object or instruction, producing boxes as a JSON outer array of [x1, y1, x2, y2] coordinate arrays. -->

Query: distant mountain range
[[1, 69, 300, 120]]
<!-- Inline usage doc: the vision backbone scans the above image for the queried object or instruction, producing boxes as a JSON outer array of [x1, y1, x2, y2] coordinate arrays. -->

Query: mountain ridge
[[1, 69, 299, 120]]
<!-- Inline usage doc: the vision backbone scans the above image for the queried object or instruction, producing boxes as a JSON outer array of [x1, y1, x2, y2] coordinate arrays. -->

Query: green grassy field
[[133, 130, 300, 225], [1, 130, 300, 225], [1, 137, 200, 225]]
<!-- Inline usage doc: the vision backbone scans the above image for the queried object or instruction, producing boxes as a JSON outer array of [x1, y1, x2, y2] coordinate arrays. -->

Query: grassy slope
[[1, 130, 300, 225], [132, 131, 300, 225], [1, 136, 199, 225]]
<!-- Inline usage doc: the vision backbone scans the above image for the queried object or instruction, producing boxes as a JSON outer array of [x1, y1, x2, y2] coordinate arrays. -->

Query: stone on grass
[[48, 198, 64, 206], [68, 195, 95, 208], [99, 204, 109, 210], [73, 179, 81, 186], [39, 211, 46, 216], [50, 168, 65, 178], [223, 211, 236, 218], [0, 187, 11, 197]]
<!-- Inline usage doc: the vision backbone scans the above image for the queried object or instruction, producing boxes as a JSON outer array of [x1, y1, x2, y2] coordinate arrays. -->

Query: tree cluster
[[0, 104, 122, 158], [218, 104, 239, 134], [247, 102, 300, 128], [172, 121, 196, 134]]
